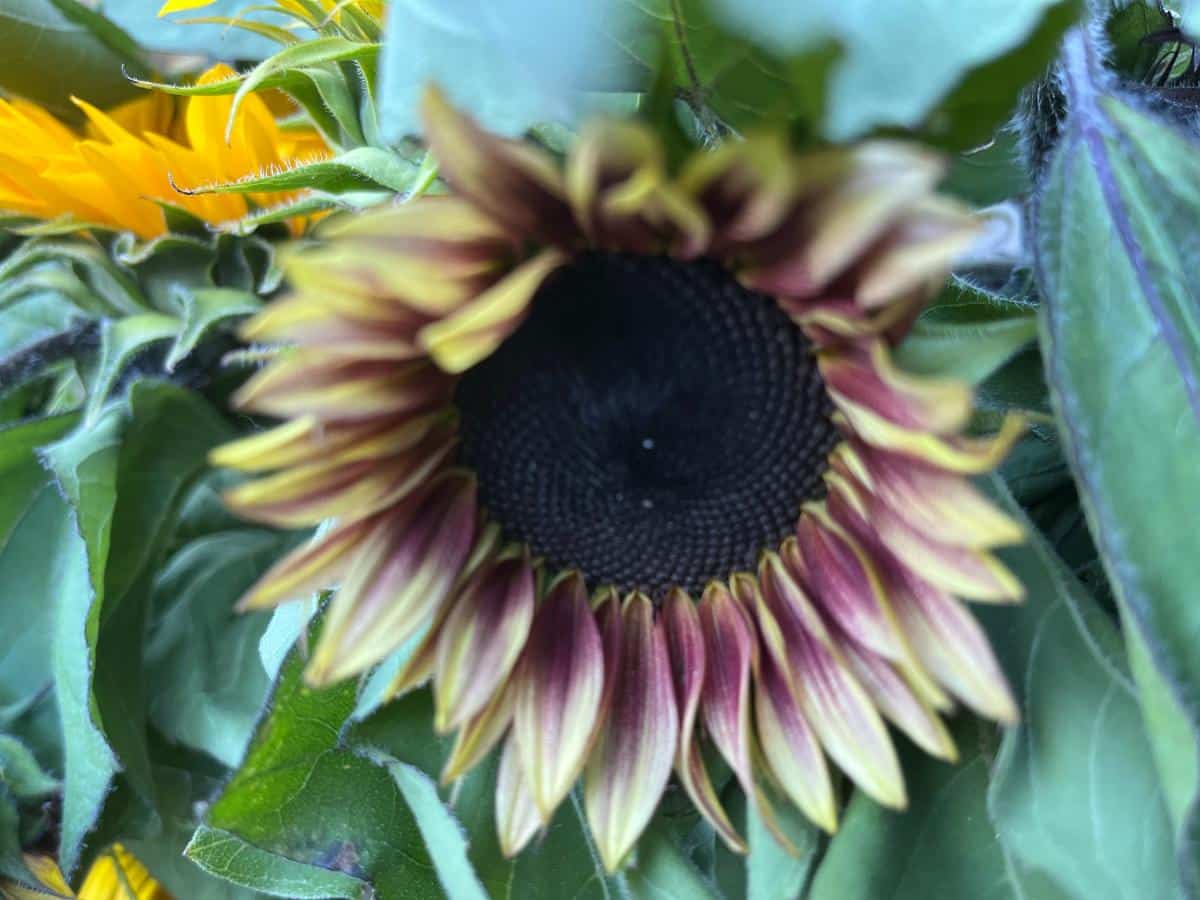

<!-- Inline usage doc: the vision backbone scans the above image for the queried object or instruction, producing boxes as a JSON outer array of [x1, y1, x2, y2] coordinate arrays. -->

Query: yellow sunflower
[[5, 845, 169, 899], [212, 88, 1025, 871], [0, 65, 328, 238]]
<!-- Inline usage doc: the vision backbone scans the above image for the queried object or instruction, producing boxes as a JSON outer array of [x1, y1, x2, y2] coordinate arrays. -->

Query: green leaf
[[808, 716, 1056, 900], [145, 530, 288, 768], [978, 476, 1183, 899], [84, 314, 178, 422], [39, 410, 124, 878], [0, 735, 59, 800], [185, 147, 419, 196], [0, 413, 80, 721], [203, 619, 443, 899], [166, 288, 261, 372], [894, 276, 1038, 385], [709, 0, 1081, 144], [0, 0, 144, 118], [364, 752, 489, 900], [622, 822, 720, 899], [1035, 29, 1200, 892], [185, 825, 369, 899]]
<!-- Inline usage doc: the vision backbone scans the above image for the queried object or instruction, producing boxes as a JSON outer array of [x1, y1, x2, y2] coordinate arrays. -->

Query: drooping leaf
[[1035, 28, 1200, 892]]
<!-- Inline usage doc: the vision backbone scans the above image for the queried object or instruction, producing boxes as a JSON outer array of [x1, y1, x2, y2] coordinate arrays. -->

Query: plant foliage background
[[0, 0, 1198, 897]]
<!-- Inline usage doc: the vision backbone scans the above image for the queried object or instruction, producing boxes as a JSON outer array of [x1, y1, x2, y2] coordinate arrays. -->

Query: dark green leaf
[[1035, 29, 1200, 892], [808, 717, 1052, 900], [0, 0, 144, 117], [0, 735, 59, 799], [204, 621, 443, 899], [979, 476, 1183, 899], [894, 276, 1038, 386], [39, 409, 124, 877]]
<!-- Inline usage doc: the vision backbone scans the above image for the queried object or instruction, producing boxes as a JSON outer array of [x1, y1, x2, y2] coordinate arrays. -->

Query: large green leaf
[[39, 408, 124, 878], [979, 477, 1182, 899], [197, 619, 443, 899], [1034, 28, 1200, 893], [0, 0, 144, 117], [145, 530, 288, 768]]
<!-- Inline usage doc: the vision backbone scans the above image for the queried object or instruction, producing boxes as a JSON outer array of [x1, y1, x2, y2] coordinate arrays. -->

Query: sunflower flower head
[[0, 64, 328, 238], [214, 86, 1026, 871]]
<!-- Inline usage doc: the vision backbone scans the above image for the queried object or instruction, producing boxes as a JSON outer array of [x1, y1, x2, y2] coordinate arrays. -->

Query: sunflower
[[212, 87, 1026, 871], [6, 845, 169, 899], [0, 65, 328, 238]]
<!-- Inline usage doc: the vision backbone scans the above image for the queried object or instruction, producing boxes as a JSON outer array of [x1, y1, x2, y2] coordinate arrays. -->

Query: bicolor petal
[[434, 550, 536, 732], [584, 594, 678, 871], [306, 473, 478, 684], [663, 588, 745, 853], [511, 572, 605, 821]]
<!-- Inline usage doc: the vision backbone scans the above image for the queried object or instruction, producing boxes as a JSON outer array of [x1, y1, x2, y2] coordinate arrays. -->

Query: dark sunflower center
[[454, 252, 838, 597]]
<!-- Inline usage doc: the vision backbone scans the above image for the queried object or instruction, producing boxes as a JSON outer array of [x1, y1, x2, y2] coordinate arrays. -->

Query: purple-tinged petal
[[236, 513, 378, 611], [434, 550, 535, 732], [306, 473, 477, 684], [697, 582, 757, 792], [756, 553, 906, 808], [838, 637, 957, 761], [419, 248, 565, 374], [511, 572, 605, 821], [753, 644, 837, 833], [442, 680, 516, 784], [663, 588, 746, 853], [585, 593, 679, 871], [496, 732, 542, 858], [421, 85, 579, 247]]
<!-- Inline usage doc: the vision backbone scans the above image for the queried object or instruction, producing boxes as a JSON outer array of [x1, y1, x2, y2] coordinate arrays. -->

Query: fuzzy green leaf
[[979, 476, 1182, 899], [1035, 30, 1200, 892], [186, 147, 419, 196]]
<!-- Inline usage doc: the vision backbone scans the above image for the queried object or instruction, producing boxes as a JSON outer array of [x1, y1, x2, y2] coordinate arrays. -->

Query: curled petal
[[422, 85, 578, 246], [854, 196, 980, 309], [434, 552, 535, 732], [512, 572, 605, 821], [821, 341, 972, 437], [663, 589, 745, 853], [237, 514, 377, 611], [829, 409, 1026, 475], [419, 249, 565, 374], [744, 141, 944, 297], [753, 646, 837, 833], [756, 553, 906, 808], [241, 293, 430, 360], [232, 354, 454, 424], [567, 119, 709, 256], [306, 474, 478, 684], [496, 733, 542, 858], [676, 132, 810, 247], [585, 594, 678, 871]]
